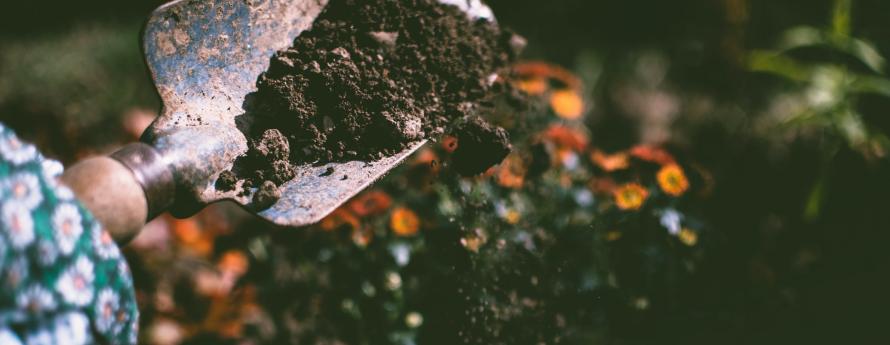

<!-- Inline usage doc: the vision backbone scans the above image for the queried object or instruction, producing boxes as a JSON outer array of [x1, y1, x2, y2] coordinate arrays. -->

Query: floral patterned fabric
[[0, 124, 138, 344]]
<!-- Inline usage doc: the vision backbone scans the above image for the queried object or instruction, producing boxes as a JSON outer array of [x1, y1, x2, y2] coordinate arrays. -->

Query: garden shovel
[[60, 0, 497, 244]]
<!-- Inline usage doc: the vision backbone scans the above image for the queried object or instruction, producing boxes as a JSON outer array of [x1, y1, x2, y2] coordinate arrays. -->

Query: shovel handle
[[61, 143, 174, 245]]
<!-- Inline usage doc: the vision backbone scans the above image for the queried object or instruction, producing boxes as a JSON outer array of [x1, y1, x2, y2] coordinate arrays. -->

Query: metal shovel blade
[[140, 0, 494, 226]]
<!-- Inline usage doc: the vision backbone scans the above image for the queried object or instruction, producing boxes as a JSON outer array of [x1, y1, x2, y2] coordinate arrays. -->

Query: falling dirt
[[451, 117, 511, 176]]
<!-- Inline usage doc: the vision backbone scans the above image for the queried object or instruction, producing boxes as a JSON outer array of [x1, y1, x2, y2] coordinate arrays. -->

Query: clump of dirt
[[215, 170, 238, 192], [451, 117, 511, 176], [225, 0, 524, 208], [243, 129, 296, 185], [254, 181, 282, 210]]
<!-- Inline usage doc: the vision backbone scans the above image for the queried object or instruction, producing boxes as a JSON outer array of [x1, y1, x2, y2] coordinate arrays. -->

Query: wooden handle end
[[61, 156, 148, 244]]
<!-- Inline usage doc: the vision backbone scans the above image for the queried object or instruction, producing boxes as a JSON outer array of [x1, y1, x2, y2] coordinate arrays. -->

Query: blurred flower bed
[[115, 62, 711, 344]]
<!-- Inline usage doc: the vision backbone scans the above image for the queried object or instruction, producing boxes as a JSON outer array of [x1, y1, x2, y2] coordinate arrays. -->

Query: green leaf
[[775, 26, 885, 73], [803, 175, 826, 222], [804, 147, 839, 222], [850, 75, 890, 97], [845, 38, 886, 73], [779, 109, 832, 129], [778, 26, 825, 51], [748, 50, 811, 82]]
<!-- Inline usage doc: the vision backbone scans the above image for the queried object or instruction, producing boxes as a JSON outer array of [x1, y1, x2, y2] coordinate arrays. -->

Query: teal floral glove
[[0, 124, 138, 344]]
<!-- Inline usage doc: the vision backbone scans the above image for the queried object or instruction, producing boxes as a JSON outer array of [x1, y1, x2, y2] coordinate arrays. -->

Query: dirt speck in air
[[451, 117, 512, 176]]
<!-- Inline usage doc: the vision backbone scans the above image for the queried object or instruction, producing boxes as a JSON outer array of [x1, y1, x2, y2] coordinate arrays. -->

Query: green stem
[[832, 0, 852, 37]]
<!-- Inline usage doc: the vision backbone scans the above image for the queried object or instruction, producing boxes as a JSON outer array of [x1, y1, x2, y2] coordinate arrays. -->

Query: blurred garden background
[[3, 0, 890, 344]]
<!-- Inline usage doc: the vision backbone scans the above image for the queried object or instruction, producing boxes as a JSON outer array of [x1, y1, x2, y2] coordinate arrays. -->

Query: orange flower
[[629, 145, 675, 165], [513, 61, 582, 90], [218, 250, 249, 277], [495, 154, 526, 189], [678, 228, 698, 246], [349, 190, 393, 217], [513, 61, 556, 76], [590, 150, 630, 172], [499, 208, 521, 225], [441, 135, 458, 153], [516, 77, 548, 95], [657, 164, 690, 197], [413, 148, 439, 167], [460, 228, 488, 252], [605, 231, 622, 242], [543, 125, 588, 151], [613, 183, 649, 210], [390, 207, 420, 237], [514, 61, 587, 119], [461, 235, 484, 253], [550, 89, 584, 119], [171, 217, 201, 244], [319, 208, 360, 231], [170, 217, 212, 256]]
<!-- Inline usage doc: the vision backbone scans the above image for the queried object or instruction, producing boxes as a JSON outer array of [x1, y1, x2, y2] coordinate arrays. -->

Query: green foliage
[[747, 0, 890, 219], [748, 0, 890, 156]]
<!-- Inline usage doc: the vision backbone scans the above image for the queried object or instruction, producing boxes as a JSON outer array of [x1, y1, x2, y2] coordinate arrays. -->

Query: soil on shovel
[[220, 0, 524, 207]]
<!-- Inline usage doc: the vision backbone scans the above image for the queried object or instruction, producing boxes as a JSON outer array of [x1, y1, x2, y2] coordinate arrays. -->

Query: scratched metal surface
[[140, 0, 493, 226]]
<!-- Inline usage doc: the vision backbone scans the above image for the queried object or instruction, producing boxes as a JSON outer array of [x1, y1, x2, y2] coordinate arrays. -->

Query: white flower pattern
[[0, 135, 37, 165], [52, 312, 90, 345], [0, 328, 23, 345], [2, 201, 35, 249], [94, 288, 121, 334], [16, 284, 57, 313], [52, 203, 83, 255], [92, 224, 120, 260], [40, 159, 63, 183], [52, 184, 75, 201], [40, 160, 74, 200], [6, 172, 43, 210], [56, 256, 95, 307], [118, 259, 133, 286]]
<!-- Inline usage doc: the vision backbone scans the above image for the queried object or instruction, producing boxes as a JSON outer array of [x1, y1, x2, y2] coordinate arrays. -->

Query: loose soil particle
[[450, 117, 512, 176], [215, 170, 238, 192], [226, 0, 523, 208], [254, 181, 282, 210]]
